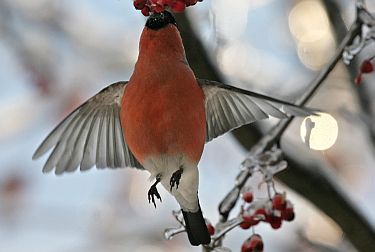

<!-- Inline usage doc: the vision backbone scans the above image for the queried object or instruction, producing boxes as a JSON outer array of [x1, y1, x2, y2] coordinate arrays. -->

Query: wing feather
[[107, 106, 116, 168], [198, 79, 316, 142], [114, 106, 126, 167], [33, 110, 79, 160], [65, 108, 97, 173], [81, 110, 101, 171], [44, 106, 88, 173], [96, 107, 108, 169], [33, 81, 143, 174], [55, 106, 93, 174]]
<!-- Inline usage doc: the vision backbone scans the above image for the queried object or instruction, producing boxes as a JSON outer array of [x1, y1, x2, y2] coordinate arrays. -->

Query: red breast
[[120, 24, 206, 165]]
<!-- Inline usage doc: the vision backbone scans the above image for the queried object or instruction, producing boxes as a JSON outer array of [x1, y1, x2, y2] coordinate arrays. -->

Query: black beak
[[145, 11, 177, 30]]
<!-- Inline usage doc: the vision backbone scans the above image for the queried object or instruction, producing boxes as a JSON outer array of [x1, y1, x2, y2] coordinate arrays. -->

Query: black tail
[[182, 205, 211, 246]]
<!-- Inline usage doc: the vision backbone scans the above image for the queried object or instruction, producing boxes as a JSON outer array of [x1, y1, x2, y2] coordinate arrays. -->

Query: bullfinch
[[33, 11, 313, 246]]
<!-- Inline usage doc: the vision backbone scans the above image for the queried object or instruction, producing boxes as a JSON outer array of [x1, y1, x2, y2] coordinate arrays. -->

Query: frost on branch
[[342, 3, 375, 86], [164, 210, 186, 240], [164, 145, 292, 252], [343, 4, 375, 65]]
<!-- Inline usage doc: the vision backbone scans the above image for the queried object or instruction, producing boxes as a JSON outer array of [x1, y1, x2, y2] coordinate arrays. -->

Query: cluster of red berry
[[355, 58, 374, 85], [133, 0, 203, 16], [240, 192, 295, 230], [237, 191, 295, 252], [241, 234, 264, 252]]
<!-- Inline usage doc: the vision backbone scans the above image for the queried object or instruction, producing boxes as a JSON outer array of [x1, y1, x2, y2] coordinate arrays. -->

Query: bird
[[33, 11, 314, 246]]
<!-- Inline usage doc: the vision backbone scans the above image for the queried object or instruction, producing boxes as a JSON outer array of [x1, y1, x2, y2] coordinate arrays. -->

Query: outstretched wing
[[198, 79, 315, 142], [33, 81, 143, 175]]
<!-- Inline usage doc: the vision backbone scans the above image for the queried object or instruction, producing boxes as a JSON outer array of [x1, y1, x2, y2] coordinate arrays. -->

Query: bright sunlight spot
[[300, 112, 338, 151]]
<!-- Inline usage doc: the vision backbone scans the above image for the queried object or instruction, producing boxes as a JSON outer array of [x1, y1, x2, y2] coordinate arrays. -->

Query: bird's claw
[[170, 168, 183, 192], [148, 183, 162, 208]]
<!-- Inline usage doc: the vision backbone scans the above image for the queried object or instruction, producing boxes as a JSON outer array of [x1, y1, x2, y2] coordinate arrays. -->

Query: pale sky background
[[0, 0, 374, 251]]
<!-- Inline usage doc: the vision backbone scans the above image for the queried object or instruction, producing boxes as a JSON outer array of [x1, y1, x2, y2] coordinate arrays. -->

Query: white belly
[[143, 154, 199, 212]]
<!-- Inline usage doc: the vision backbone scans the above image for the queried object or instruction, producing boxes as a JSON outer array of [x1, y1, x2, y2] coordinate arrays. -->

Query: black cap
[[145, 11, 177, 30]]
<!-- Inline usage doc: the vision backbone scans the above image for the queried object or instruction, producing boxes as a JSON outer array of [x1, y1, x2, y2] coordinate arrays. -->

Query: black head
[[145, 11, 177, 30]]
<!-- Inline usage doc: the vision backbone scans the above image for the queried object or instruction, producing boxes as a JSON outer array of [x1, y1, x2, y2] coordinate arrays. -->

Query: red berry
[[281, 207, 295, 221], [133, 0, 146, 10], [264, 215, 272, 223], [240, 222, 252, 230], [272, 194, 286, 210], [269, 216, 282, 229], [240, 220, 252, 230], [361, 60, 374, 74], [207, 223, 215, 236], [254, 208, 267, 218], [162, 0, 173, 5], [254, 208, 270, 224], [241, 241, 252, 252], [242, 214, 252, 223], [241, 213, 261, 229], [250, 216, 260, 226], [242, 191, 254, 203], [249, 213, 262, 224], [186, 0, 198, 6], [153, 3, 165, 13], [249, 235, 264, 251], [171, 0, 186, 12], [141, 6, 151, 16], [242, 234, 264, 252]]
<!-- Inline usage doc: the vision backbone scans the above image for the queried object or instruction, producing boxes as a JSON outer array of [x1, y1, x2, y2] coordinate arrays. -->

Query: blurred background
[[0, 0, 374, 251]]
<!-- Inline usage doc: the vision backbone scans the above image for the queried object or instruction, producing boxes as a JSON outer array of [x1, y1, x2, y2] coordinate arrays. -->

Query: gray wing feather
[[107, 106, 116, 168], [33, 81, 144, 174], [96, 108, 107, 169], [198, 79, 315, 142], [65, 109, 97, 173], [81, 110, 101, 171]]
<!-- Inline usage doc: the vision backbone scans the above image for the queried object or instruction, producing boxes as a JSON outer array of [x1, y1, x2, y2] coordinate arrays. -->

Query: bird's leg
[[170, 166, 183, 192], [148, 175, 162, 208]]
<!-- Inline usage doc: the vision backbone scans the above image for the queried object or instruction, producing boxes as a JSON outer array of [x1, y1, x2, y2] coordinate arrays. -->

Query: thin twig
[[216, 7, 363, 227]]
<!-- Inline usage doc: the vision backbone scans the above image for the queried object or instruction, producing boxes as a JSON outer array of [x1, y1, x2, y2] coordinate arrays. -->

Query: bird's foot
[[148, 178, 162, 208], [170, 167, 183, 192]]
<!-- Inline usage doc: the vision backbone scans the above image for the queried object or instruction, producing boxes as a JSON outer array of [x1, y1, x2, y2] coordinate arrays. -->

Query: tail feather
[[182, 205, 211, 246]]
